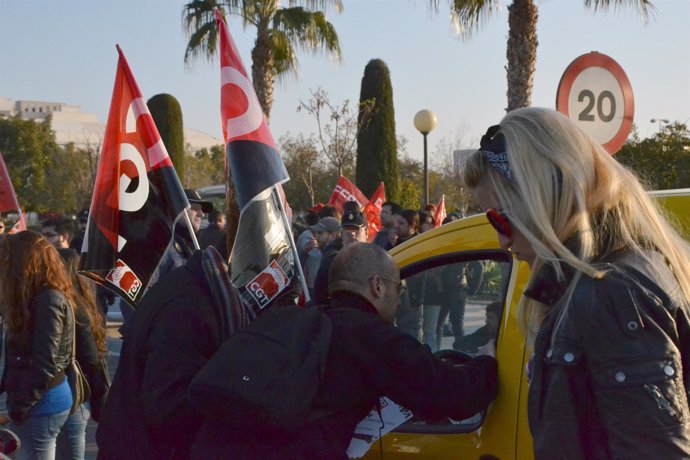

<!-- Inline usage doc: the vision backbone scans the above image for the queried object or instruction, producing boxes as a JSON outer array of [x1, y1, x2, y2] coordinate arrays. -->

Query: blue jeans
[[56, 404, 90, 460], [9, 409, 70, 460], [422, 304, 441, 352]]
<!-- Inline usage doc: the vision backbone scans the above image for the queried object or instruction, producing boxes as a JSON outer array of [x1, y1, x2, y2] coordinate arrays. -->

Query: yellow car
[[362, 188, 690, 460]]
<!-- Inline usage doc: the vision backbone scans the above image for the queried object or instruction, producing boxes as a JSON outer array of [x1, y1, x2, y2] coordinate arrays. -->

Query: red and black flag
[[0, 150, 27, 233], [79, 46, 195, 308], [215, 10, 307, 312]]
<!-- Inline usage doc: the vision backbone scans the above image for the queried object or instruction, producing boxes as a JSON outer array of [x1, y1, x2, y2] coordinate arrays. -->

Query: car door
[[362, 214, 534, 460]]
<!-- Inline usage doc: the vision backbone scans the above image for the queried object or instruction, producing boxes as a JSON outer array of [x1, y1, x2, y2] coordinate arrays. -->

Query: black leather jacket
[[526, 249, 690, 459], [1, 287, 74, 422]]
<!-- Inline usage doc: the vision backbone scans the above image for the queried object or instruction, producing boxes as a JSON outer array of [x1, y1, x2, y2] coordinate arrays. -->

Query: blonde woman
[[0, 231, 75, 460], [463, 107, 690, 459]]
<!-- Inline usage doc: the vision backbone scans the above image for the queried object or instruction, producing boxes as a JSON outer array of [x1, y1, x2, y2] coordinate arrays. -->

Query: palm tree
[[183, 0, 343, 120], [431, 0, 654, 112]]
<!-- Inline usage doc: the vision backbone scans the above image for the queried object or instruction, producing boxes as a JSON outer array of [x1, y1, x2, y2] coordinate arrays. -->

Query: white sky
[[1, 0, 689, 162]]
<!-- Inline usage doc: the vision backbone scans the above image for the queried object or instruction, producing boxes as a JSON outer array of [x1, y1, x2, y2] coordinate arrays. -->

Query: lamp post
[[413, 109, 437, 207]]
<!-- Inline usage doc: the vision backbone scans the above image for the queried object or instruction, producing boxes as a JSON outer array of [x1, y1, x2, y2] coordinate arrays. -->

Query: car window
[[394, 250, 511, 434]]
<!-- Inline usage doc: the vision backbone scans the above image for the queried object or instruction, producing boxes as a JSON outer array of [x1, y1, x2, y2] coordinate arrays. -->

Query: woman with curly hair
[[55, 248, 110, 460], [463, 107, 690, 459], [0, 231, 75, 460]]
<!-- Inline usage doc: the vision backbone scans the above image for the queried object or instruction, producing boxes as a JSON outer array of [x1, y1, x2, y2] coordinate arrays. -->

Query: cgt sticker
[[247, 260, 289, 309], [106, 259, 142, 301]]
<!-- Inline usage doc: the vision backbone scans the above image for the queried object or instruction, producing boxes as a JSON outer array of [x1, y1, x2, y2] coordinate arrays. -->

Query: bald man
[[192, 243, 498, 460]]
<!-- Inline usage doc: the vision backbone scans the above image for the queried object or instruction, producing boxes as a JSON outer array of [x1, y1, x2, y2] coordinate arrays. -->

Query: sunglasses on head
[[486, 208, 512, 238], [42, 232, 58, 238]]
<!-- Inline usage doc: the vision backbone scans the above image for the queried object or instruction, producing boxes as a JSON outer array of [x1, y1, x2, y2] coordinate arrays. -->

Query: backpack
[[189, 305, 333, 432]]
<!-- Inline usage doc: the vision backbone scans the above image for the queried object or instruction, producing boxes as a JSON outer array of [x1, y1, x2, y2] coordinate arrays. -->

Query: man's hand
[[475, 340, 496, 358]]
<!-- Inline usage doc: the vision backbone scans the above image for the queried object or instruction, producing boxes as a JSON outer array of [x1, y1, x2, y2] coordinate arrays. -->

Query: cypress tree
[[147, 94, 185, 182], [356, 59, 399, 201]]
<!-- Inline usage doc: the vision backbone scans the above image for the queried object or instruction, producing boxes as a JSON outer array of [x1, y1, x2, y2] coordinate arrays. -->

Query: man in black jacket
[[96, 251, 226, 460], [191, 243, 498, 459]]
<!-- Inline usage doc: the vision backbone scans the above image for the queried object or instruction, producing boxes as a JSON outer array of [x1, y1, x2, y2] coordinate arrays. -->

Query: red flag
[[0, 151, 28, 233], [434, 194, 446, 228], [328, 176, 369, 213], [363, 183, 386, 242], [215, 10, 303, 312], [0, 151, 21, 213], [79, 46, 192, 307]]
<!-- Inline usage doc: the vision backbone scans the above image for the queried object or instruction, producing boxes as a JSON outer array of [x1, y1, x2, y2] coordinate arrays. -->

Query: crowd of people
[[0, 107, 689, 459]]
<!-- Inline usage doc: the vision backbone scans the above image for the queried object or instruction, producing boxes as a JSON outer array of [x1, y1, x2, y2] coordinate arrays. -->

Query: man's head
[[0, 219, 5, 235], [184, 189, 213, 233], [340, 210, 368, 246], [311, 216, 340, 248], [41, 217, 73, 248], [380, 201, 400, 229], [208, 209, 226, 230], [485, 301, 503, 336], [393, 209, 419, 239], [329, 243, 401, 323]]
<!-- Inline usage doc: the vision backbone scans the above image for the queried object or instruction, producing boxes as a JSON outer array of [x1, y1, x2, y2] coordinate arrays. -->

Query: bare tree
[[297, 88, 375, 176]]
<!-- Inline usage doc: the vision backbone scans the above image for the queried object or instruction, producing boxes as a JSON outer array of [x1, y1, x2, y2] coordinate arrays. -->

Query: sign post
[[556, 52, 634, 155]]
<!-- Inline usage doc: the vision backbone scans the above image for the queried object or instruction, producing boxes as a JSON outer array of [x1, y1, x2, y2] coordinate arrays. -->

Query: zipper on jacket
[[644, 383, 677, 418]]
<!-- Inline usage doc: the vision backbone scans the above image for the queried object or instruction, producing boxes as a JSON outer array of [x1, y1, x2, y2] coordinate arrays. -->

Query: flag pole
[[182, 209, 201, 250], [272, 187, 311, 303]]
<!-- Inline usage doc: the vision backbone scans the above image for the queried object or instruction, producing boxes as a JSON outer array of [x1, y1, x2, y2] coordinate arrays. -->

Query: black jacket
[[527, 249, 690, 459], [73, 304, 110, 422], [1, 288, 73, 422], [191, 291, 498, 459], [96, 252, 226, 460]]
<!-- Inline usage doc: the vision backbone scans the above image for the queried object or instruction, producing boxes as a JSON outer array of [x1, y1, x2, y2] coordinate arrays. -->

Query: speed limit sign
[[556, 52, 634, 155]]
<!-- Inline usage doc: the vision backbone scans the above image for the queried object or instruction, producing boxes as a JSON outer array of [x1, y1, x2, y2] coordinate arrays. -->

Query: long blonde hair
[[464, 107, 690, 347]]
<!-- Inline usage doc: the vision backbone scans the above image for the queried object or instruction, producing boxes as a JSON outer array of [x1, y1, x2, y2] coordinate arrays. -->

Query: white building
[[0, 97, 222, 151]]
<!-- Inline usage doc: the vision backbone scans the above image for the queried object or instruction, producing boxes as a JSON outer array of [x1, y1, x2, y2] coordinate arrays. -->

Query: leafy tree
[[430, 0, 653, 111], [0, 116, 58, 212], [297, 88, 374, 178], [397, 155, 423, 209], [280, 133, 338, 211], [183, 0, 343, 119], [617, 122, 690, 190], [44, 142, 96, 213], [356, 59, 399, 202], [184, 143, 226, 189], [148, 94, 186, 182]]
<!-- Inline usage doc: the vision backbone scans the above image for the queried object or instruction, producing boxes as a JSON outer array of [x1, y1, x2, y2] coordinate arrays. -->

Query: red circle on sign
[[556, 52, 634, 155]]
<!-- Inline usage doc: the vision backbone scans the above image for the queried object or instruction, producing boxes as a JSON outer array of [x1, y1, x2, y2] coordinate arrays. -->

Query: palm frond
[[270, 29, 299, 81], [448, 0, 500, 38], [583, 0, 656, 23], [274, 7, 342, 59], [182, 0, 222, 64], [287, 0, 343, 14]]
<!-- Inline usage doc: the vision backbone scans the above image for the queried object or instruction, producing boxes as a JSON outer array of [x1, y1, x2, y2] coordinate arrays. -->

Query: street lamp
[[413, 109, 437, 207]]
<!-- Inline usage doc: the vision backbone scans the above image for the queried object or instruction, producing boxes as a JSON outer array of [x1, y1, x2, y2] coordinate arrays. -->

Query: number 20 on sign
[[556, 52, 634, 155]]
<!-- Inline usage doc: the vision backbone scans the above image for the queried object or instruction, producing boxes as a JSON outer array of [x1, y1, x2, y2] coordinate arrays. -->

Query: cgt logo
[[333, 185, 363, 206], [106, 259, 142, 301], [247, 260, 289, 309]]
